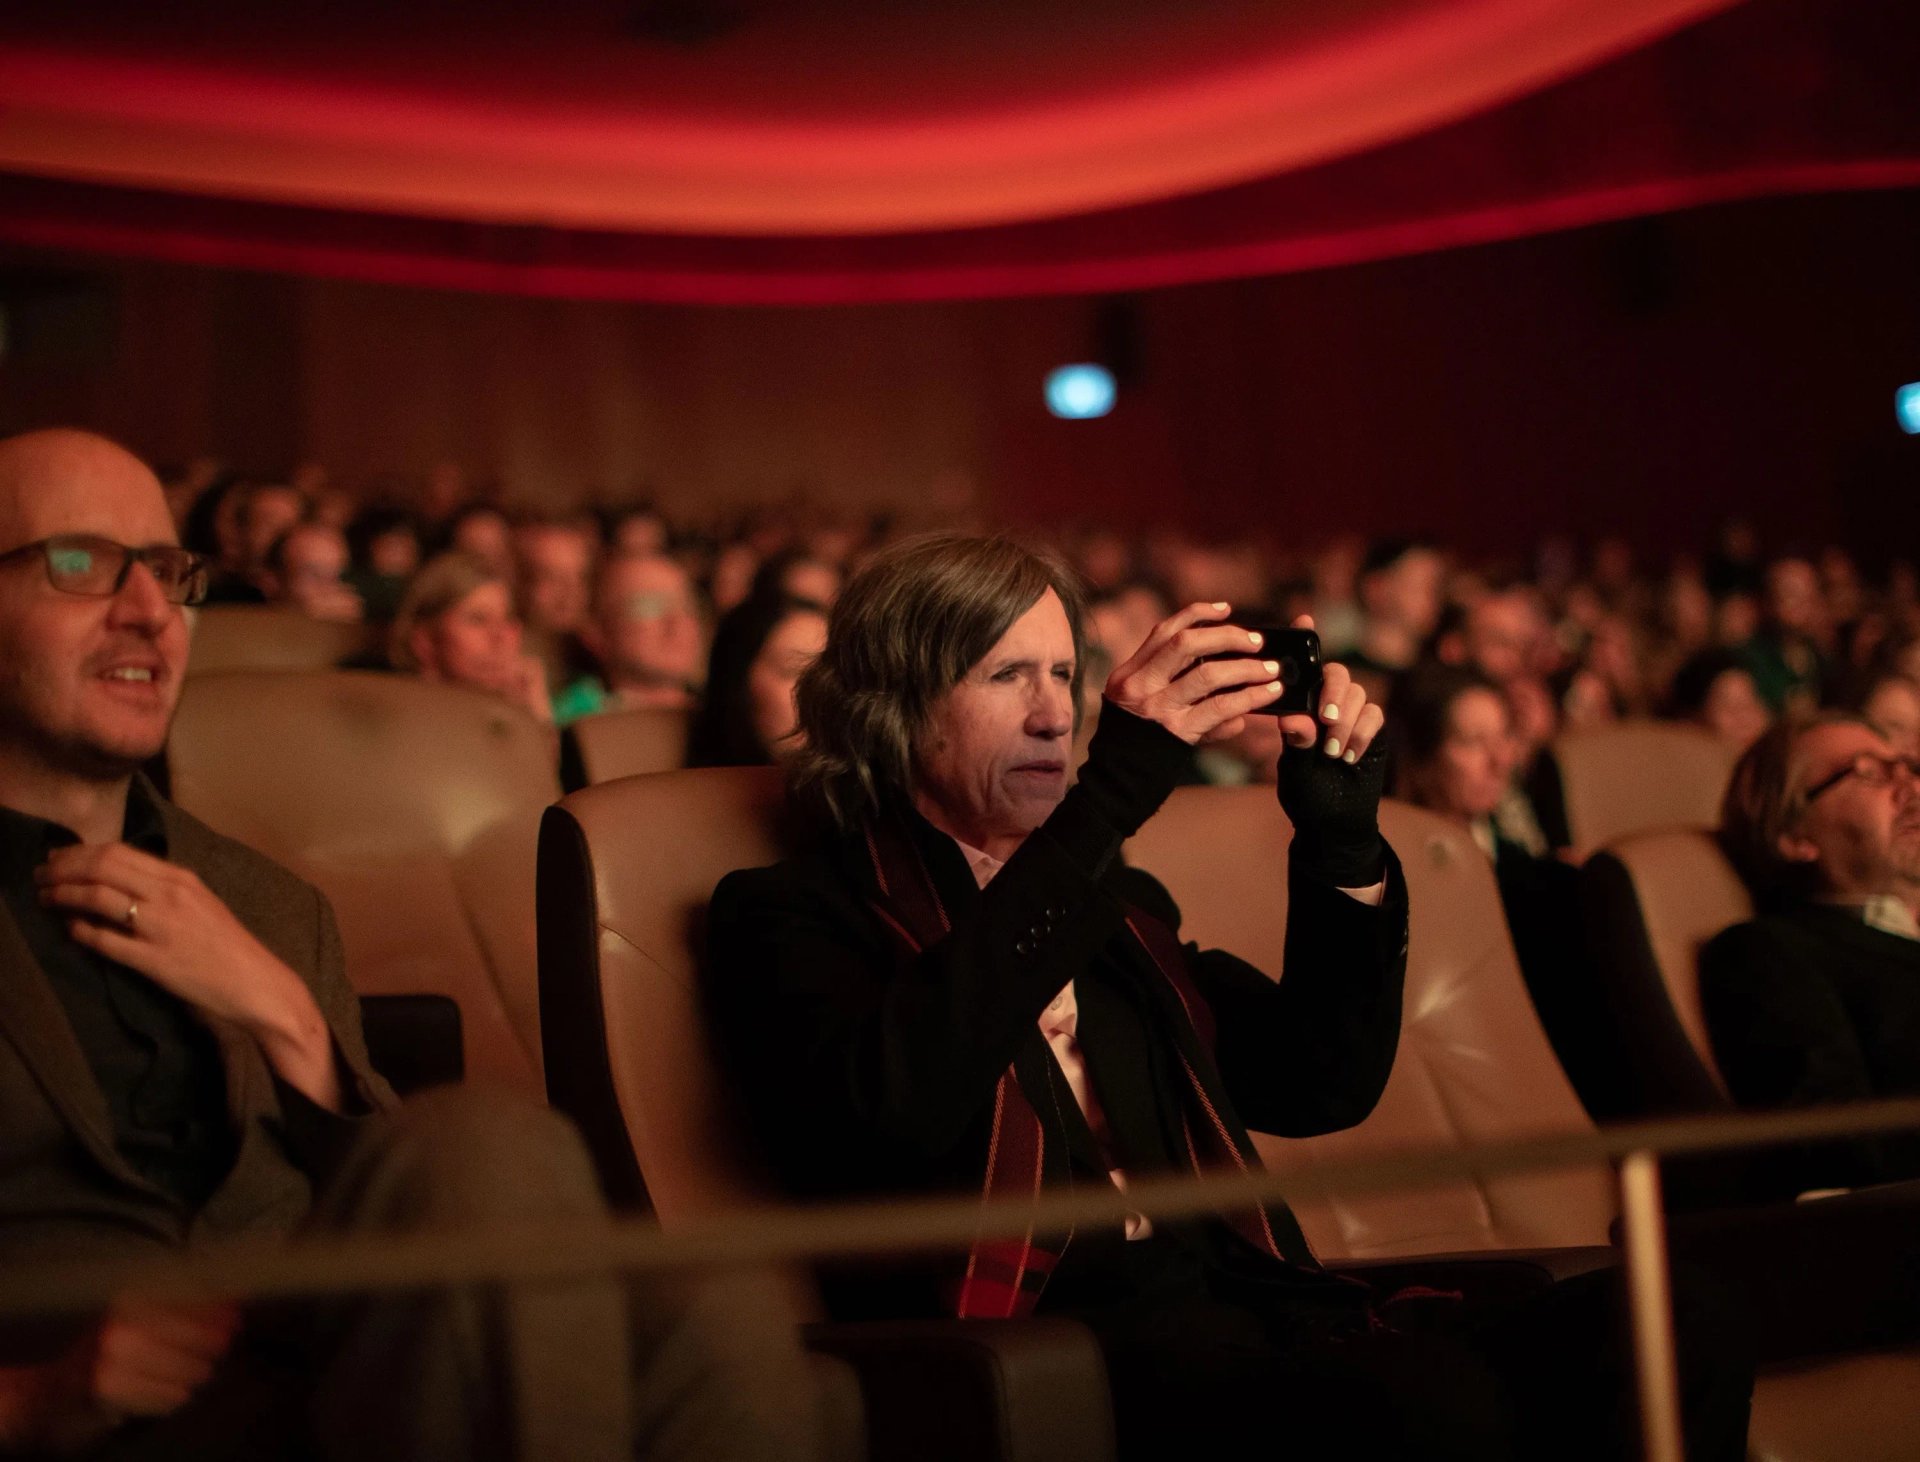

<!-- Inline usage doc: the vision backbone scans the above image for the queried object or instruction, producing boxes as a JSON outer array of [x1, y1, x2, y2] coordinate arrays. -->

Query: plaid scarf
[[861, 811, 1319, 1320]]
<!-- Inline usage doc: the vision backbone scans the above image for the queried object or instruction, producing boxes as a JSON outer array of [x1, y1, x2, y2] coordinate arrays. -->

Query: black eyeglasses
[[1803, 751, 1920, 802], [0, 534, 209, 607]]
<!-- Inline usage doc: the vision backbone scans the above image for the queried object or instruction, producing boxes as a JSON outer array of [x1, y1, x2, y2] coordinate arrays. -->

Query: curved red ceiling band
[[0, 0, 1911, 305], [0, 0, 1740, 234]]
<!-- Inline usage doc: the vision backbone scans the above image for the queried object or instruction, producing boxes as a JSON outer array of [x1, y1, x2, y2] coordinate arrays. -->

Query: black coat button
[[1015, 939, 1033, 956]]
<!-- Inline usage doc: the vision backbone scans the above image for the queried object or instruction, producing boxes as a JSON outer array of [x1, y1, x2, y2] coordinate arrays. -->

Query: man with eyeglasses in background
[[551, 553, 706, 726], [0, 430, 825, 1460], [1708, 712, 1920, 1198]]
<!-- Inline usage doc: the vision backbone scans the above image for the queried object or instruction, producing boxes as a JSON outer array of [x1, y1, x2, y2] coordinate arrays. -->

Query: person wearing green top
[[552, 552, 706, 727]]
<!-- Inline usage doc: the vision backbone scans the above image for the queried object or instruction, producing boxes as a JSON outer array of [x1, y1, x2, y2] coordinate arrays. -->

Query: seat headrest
[[172, 670, 560, 855], [539, 766, 789, 1221], [1588, 828, 1751, 1097], [187, 607, 376, 675], [1553, 721, 1737, 857], [568, 707, 691, 784]]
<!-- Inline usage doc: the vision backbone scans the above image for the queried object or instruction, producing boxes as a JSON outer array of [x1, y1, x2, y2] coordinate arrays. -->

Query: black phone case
[[1201, 626, 1323, 716]]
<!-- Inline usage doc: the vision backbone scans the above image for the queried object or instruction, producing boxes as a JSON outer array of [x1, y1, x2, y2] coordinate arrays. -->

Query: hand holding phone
[[1200, 625, 1323, 717]]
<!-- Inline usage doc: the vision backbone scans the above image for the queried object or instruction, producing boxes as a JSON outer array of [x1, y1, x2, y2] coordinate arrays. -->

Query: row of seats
[[162, 668, 1906, 1461], [183, 606, 1744, 829]]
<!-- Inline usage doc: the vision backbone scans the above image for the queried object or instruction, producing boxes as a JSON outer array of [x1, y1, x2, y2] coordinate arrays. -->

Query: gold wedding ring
[[123, 900, 138, 930]]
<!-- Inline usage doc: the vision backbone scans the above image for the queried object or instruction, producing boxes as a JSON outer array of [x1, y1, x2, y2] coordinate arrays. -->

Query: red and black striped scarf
[[860, 811, 1318, 1320]]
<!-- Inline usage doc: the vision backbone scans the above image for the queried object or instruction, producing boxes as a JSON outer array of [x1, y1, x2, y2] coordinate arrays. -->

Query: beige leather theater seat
[[1552, 720, 1738, 859], [169, 670, 556, 1095], [1584, 826, 1752, 1105], [567, 707, 689, 784], [1129, 790, 1617, 1259], [1128, 789, 1916, 1462], [538, 767, 1114, 1462], [187, 606, 376, 675], [1581, 825, 1920, 1462]]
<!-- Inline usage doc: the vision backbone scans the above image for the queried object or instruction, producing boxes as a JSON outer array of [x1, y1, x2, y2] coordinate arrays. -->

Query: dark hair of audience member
[[790, 533, 1086, 830], [1667, 647, 1752, 719], [1718, 710, 1869, 909], [1386, 660, 1499, 800], [179, 471, 241, 558], [686, 593, 824, 768], [347, 503, 423, 569], [1359, 534, 1435, 581], [750, 547, 839, 606]]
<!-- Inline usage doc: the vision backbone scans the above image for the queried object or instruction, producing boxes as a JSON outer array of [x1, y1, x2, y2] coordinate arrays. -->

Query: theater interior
[[3, 2, 1920, 1459]]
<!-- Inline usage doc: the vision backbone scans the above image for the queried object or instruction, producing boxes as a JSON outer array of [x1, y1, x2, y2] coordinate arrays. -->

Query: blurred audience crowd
[[164, 462, 1920, 799]]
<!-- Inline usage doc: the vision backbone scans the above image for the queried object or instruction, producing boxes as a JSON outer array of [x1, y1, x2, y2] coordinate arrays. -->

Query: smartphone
[[1200, 625, 1322, 717]]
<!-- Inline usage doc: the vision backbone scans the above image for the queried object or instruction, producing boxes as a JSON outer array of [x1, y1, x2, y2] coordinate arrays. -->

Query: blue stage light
[[1045, 364, 1116, 420], [1899, 382, 1920, 436]]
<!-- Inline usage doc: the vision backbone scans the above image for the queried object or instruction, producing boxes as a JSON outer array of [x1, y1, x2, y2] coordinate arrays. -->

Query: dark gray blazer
[[0, 786, 394, 1275]]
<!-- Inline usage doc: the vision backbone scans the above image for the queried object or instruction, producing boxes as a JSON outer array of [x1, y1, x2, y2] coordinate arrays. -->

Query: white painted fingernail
[[1344, 749, 1359, 764], [1325, 737, 1342, 758], [1268, 681, 1283, 695], [1247, 631, 1262, 646], [1323, 703, 1340, 722], [1213, 602, 1230, 610], [1263, 660, 1279, 674]]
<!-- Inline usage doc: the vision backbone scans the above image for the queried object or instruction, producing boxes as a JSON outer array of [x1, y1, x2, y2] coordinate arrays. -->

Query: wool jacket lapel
[[0, 899, 152, 1194]]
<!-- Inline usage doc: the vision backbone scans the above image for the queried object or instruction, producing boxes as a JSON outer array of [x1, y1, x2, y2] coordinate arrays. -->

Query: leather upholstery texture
[[1553, 721, 1737, 858], [540, 766, 789, 1220], [1584, 829, 1751, 1103], [186, 606, 376, 675], [169, 670, 557, 1095], [1589, 828, 1750, 1087], [569, 707, 690, 784], [1126, 789, 1616, 1257], [1747, 1350, 1920, 1462]]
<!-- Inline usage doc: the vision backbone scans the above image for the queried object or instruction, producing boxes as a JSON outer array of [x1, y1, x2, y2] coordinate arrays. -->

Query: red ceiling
[[0, 0, 1739, 233], [0, 0, 1914, 303]]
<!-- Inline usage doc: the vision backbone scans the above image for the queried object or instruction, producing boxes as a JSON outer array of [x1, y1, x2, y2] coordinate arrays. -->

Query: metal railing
[[8, 1096, 1920, 1461]]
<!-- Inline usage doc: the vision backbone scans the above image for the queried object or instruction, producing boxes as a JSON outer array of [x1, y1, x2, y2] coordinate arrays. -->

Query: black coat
[[1701, 904, 1920, 1195], [705, 710, 1409, 1313]]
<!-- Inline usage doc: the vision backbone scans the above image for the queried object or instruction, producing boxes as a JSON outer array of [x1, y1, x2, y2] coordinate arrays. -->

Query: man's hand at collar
[[35, 842, 343, 1112]]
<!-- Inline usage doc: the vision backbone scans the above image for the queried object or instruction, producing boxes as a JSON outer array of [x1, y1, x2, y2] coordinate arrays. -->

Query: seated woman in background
[[685, 593, 828, 766], [1393, 663, 1627, 1118], [1668, 647, 1773, 751], [390, 552, 552, 723]]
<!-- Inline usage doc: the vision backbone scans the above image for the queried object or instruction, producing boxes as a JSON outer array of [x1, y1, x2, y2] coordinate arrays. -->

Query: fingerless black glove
[[1277, 733, 1389, 887]]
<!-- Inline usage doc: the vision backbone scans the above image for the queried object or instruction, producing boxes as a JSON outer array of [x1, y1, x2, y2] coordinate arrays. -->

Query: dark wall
[[995, 189, 1920, 563], [2, 186, 1917, 562]]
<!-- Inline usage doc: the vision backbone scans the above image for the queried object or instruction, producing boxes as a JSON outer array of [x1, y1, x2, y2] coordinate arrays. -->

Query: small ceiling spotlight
[[1898, 382, 1920, 436], [1045, 363, 1117, 420]]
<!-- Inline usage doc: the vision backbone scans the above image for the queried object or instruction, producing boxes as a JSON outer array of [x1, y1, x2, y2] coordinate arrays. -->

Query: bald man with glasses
[[0, 431, 822, 1461], [1707, 712, 1920, 1198]]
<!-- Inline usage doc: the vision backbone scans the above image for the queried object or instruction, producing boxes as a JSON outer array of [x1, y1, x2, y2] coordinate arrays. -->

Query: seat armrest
[[1330, 1245, 1617, 1298], [1669, 1179, 1920, 1363], [804, 1317, 1115, 1462]]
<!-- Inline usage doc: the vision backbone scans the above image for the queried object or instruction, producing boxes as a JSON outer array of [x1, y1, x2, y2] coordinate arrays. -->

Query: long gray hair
[[789, 533, 1088, 830]]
